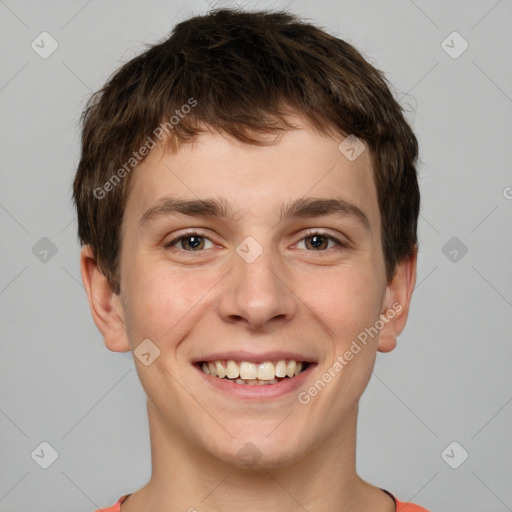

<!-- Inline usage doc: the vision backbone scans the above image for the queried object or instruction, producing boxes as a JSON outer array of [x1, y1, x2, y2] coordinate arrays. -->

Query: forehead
[[123, 119, 380, 232]]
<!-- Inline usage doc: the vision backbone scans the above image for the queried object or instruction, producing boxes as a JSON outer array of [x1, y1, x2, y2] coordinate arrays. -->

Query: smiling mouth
[[196, 359, 312, 386]]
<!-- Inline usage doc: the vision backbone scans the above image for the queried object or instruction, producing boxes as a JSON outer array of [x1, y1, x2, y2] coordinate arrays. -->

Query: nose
[[217, 244, 298, 331]]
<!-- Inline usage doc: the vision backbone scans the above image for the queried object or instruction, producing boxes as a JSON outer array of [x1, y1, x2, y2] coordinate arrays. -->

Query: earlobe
[[377, 248, 418, 353], [80, 245, 131, 353]]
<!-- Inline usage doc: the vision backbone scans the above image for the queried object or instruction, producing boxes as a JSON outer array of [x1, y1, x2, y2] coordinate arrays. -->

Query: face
[[86, 115, 415, 469]]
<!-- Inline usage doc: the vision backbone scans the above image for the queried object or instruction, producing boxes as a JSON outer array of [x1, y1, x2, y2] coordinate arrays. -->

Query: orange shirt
[[94, 490, 431, 511]]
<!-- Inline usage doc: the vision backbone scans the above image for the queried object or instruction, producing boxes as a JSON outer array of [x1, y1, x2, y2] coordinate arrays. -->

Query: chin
[[206, 427, 311, 471]]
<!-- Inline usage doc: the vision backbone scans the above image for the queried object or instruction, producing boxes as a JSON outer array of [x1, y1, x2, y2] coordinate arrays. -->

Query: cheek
[[122, 259, 217, 345], [124, 275, 177, 341], [299, 267, 383, 347]]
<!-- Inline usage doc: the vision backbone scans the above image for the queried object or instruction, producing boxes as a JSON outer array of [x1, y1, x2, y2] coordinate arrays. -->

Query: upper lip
[[192, 351, 316, 364]]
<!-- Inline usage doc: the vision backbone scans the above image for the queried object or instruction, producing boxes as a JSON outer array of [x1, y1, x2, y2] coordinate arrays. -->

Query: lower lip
[[194, 363, 316, 400]]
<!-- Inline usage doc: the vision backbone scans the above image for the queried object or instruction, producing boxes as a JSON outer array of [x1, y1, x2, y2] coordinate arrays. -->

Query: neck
[[121, 400, 393, 512]]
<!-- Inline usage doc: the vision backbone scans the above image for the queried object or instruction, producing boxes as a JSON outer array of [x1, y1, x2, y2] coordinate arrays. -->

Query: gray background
[[1, 0, 511, 511]]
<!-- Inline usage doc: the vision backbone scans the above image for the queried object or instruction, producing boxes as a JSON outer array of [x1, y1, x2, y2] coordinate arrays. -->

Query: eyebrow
[[138, 196, 371, 231]]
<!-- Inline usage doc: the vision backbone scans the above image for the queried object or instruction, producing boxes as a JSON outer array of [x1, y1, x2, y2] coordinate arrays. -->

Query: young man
[[74, 8, 430, 512]]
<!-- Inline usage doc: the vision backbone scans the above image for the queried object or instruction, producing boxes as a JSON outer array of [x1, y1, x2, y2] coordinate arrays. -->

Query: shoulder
[[394, 497, 432, 512], [92, 494, 129, 512]]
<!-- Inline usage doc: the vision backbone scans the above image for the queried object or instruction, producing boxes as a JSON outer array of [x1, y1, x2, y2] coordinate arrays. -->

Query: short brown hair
[[73, 8, 419, 294]]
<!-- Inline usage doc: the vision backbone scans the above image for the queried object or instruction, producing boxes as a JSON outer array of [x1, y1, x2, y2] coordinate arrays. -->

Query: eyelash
[[163, 229, 350, 254]]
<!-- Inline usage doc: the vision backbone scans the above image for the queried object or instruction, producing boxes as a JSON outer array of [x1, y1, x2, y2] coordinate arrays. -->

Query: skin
[[81, 114, 417, 512]]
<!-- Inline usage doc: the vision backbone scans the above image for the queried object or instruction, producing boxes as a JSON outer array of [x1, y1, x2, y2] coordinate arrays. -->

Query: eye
[[295, 230, 349, 251], [163, 229, 350, 254], [163, 232, 214, 252]]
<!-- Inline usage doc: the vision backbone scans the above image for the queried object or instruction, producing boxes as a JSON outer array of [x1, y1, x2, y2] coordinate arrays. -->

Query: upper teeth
[[201, 360, 305, 380]]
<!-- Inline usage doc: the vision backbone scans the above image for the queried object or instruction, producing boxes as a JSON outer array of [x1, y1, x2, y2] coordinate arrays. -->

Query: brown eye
[[304, 234, 330, 250], [164, 233, 214, 251], [296, 230, 349, 251]]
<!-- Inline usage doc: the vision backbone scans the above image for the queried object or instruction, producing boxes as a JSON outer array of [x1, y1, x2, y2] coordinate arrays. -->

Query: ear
[[80, 245, 131, 352], [377, 247, 418, 353]]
